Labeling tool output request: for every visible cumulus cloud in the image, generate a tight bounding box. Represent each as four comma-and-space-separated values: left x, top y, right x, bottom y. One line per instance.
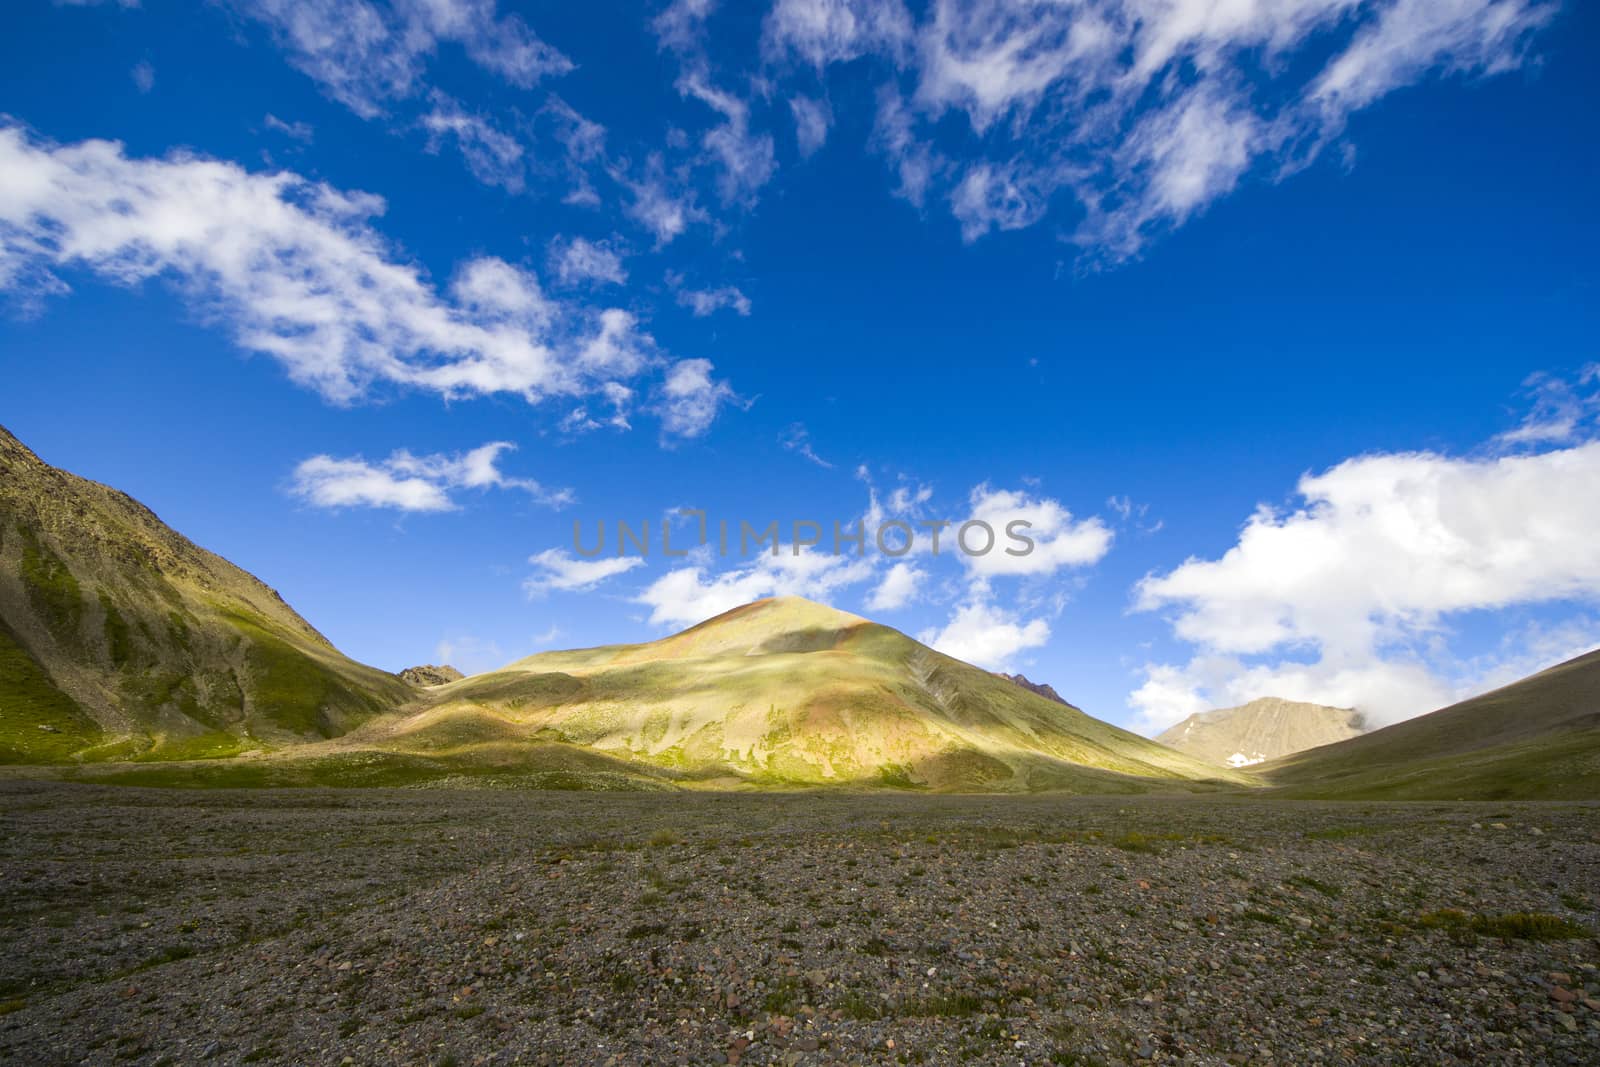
1132, 437, 1600, 732
291, 441, 571, 512
228, 0, 572, 119
658, 358, 739, 438
866, 560, 923, 611
524, 548, 645, 597
959, 485, 1113, 579
636, 547, 876, 628
0, 125, 733, 437
918, 599, 1049, 671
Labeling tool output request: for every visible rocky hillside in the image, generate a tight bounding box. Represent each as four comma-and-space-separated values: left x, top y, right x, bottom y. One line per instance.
1000, 673, 1069, 705
354, 596, 1248, 792
400, 665, 465, 687
0, 425, 410, 762
1157, 697, 1365, 768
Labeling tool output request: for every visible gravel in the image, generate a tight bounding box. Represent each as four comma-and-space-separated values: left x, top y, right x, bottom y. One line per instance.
1, 781, 1597, 1065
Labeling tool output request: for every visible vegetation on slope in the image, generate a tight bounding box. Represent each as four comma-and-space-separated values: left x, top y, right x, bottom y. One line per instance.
1264, 648, 1600, 799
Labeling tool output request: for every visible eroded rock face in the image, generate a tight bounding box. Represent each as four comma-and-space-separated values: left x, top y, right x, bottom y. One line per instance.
399, 664, 465, 687
1000, 673, 1070, 706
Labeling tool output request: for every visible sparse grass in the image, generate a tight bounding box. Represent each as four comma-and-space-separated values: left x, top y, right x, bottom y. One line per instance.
897, 992, 984, 1018
1286, 875, 1342, 898
647, 829, 685, 847
1416, 909, 1588, 940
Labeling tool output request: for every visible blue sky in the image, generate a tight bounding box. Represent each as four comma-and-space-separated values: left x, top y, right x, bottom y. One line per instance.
2, 0, 1597, 733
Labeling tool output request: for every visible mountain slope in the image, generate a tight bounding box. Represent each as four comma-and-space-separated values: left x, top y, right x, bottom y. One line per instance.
0, 426, 410, 762
1264, 648, 1600, 799
350, 596, 1249, 792
1157, 697, 1365, 768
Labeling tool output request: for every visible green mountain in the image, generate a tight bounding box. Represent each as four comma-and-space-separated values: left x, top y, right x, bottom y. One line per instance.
0, 425, 410, 763
346, 596, 1249, 791
1263, 649, 1600, 800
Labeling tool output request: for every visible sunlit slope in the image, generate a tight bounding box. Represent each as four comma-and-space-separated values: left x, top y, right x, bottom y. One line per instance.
0, 425, 411, 763
1157, 697, 1364, 768
1264, 647, 1600, 799
370, 597, 1248, 791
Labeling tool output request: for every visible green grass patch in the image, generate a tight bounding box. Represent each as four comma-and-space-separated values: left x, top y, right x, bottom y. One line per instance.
1416, 909, 1588, 940
0, 620, 103, 763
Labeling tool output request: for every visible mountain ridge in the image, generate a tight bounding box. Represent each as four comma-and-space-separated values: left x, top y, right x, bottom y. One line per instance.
1264, 648, 1600, 799
0, 424, 410, 762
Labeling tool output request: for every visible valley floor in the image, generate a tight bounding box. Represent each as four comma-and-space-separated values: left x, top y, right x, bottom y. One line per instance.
1, 784, 1597, 1066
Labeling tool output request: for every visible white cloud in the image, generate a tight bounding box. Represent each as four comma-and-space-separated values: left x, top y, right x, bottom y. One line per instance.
672, 279, 752, 317
290, 441, 572, 512
420, 92, 526, 192
781, 422, 833, 468
229, 0, 572, 119
524, 548, 645, 597
658, 358, 739, 438
789, 95, 833, 157
762, 0, 913, 68
1310, 0, 1554, 118
1133, 438, 1600, 730
130, 61, 154, 94
866, 560, 923, 611
676, 68, 777, 206
1494, 366, 1600, 447
264, 113, 314, 142
0, 125, 732, 437
792, 0, 1554, 258
549, 236, 627, 287
960, 485, 1113, 579
620, 156, 707, 246
636, 548, 876, 628
918, 599, 1049, 671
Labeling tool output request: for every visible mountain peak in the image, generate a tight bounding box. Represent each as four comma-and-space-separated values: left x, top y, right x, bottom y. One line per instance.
1157, 697, 1365, 769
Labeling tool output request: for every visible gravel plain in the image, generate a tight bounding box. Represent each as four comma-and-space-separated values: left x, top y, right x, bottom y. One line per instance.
1, 780, 1598, 1066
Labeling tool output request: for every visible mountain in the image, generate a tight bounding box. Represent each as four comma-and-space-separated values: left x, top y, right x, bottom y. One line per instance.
0, 425, 410, 763
344, 596, 1248, 792
999, 673, 1069, 705
400, 664, 465, 687
1156, 697, 1365, 768
1264, 649, 1600, 799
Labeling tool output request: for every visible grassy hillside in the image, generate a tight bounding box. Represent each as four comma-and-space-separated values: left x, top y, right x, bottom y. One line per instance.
1263, 648, 1600, 799
355, 597, 1250, 792
0, 425, 412, 763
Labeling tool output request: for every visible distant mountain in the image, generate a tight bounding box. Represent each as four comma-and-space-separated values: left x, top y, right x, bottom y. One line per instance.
400, 665, 465, 687
999, 673, 1069, 706
0, 425, 409, 763
1157, 697, 1365, 768
355, 596, 1248, 792
1265, 649, 1600, 800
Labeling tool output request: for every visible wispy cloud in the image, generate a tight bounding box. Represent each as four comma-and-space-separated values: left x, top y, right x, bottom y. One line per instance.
525, 548, 646, 597
290, 441, 572, 513
226, 0, 572, 119
0, 124, 736, 438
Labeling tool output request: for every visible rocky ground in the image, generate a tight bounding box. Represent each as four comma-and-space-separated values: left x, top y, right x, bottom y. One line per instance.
1, 781, 1597, 1066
